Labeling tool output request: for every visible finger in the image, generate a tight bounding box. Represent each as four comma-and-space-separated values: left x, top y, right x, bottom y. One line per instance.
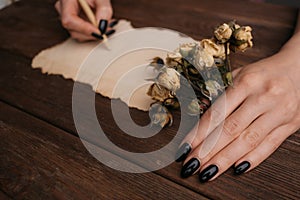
234, 124, 296, 175
60, 1, 100, 36
195, 93, 273, 162
180, 102, 265, 179
198, 111, 284, 183
181, 98, 260, 178
94, 0, 113, 21
69, 30, 97, 42
179, 80, 249, 155
178, 67, 247, 163
55, 1, 61, 14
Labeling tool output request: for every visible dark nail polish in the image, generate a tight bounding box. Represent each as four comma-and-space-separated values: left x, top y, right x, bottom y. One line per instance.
98, 19, 108, 35
105, 29, 116, 36
91, 33, 103, 40
180, 158, 200, 178
175, 143, 192, 162
234, 161, 250, 175
199, 165, 218, 183
109, 20, 119, 27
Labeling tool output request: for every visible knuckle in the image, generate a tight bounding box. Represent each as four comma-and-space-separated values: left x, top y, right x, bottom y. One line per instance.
209, 107, 225, 125
242, 130, 261, 148
238, 73, 260, 88
256, 94, 268, 106
265, 80, 284, 96
100, 6, 113, 18
54, 1, 60, 10
266, 135, 282, 152
61, 16, 73, 28
222, 118, 240, 138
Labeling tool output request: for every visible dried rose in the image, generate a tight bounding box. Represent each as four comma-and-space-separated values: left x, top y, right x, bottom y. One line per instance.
150, 57, 165, 70
200, 39, 226, 59
204, 80, 224, 99
147, 83, 173, 102
164, 98, 180, 109
156, 67, 180, 92
232, 26, 253, 51
195, 48, 214, 70
214, 23, 233, 43
187, 99, 201, 116
179, 43, 197, 58
166, 52, 182, 68
149, 103, 173, 127
228, 21, 241, 30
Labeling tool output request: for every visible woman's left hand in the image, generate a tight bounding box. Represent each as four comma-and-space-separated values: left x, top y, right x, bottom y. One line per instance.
176, 31, 300, 182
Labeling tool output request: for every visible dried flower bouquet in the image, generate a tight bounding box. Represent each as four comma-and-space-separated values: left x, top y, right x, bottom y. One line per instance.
147, 21, 253, 128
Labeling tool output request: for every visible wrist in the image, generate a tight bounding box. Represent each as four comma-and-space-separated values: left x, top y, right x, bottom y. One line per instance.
277, 39, 300, 91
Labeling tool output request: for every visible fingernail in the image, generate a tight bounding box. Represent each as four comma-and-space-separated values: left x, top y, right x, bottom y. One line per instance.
234, 161, 250, 175
199, 165, 218, 183
180, 158, 200, 178
98, 19, 108, 35
109, 20, 119, 27
175, 143, 192, 162
105, 29, 116, 36
91, 32, 103, 40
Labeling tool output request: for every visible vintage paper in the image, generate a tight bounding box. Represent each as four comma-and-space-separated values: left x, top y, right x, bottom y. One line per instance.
32, 20, 195, 111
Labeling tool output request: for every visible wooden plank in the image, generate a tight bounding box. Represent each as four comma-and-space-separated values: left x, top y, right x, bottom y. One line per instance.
0, 191, 11, 199
0, 45, 299, 199
0, 0, 297, 60
0, 101, 207, 200
0, 0, 68, 58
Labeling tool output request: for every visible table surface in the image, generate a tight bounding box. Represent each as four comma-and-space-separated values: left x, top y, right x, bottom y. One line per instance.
0, 0, 299, 199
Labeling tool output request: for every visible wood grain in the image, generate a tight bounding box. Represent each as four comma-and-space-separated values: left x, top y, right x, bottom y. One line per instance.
0, 0, 299, 199
0, 46, 299, 199
0, 102, 208, 199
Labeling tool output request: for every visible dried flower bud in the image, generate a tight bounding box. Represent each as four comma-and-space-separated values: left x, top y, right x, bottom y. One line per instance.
147, 83, 173, 102
149, 103, 173, 127
164, 98, 180, 109
214, 23, 233, 43
214, 58, 225, 67
199, 98, 211, 113
150, 57, 165, 70
179, 43, 197, 58
232, 26, 253, 51
200, 39, 226, 59
156, 67, 180, 92
204, 80, 224, 99
187, 99, 201, 116
195, 48, 214, 70
166, 52, 182, 68
167, 52, 182, 60
224, 72, 233, 86
228, 21, 241, 30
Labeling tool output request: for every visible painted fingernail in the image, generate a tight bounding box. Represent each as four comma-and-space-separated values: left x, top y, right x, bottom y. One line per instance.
234, 161, 250, 175
199, 165, 218, 183
105, 29, 116, 36
98, 19, 108, 35
175, 143, 192, 162
180, 158, 200, 178
91, 32, 103, 40
109, 20, 119, 27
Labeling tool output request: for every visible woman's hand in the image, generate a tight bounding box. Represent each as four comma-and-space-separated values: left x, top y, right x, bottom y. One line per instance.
176, 25, 300, 182
55, 0, 113, 41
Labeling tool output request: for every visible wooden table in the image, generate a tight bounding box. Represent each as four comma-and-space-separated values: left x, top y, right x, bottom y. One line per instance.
0, 0, 299, 199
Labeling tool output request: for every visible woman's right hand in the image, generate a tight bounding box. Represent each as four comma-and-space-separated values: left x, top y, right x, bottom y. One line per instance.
55, 0, 113, 42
